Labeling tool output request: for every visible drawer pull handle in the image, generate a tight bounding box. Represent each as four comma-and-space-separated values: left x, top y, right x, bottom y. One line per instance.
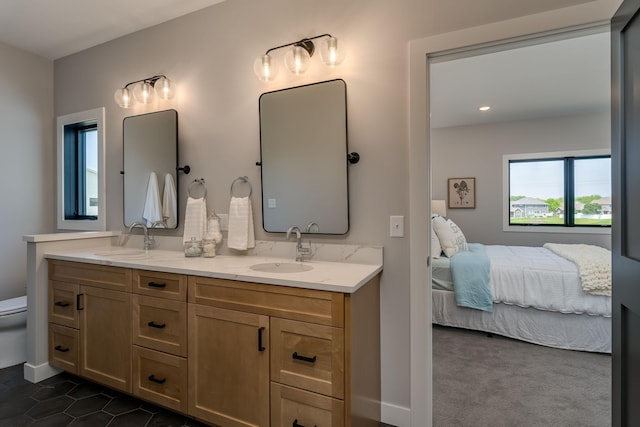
77, 294, 84, 311
258, 327, 266, 352
147, 282, 167, 288
147, 321, 166, 329
54, 345, 70, 353
54, 301, 70, 307
148, 374, 166, 384
292, 352, 317, 364
293, 419, 316, 427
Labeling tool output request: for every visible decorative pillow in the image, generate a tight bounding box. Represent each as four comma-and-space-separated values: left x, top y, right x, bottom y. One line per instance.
431, 227, 443, 259
432, 216, 468, 257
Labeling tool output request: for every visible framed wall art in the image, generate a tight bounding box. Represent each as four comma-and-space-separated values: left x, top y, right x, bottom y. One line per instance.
448, 177, 476, 209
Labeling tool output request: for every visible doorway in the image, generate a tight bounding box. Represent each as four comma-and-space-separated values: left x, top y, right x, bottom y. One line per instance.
407, 2, 618, 426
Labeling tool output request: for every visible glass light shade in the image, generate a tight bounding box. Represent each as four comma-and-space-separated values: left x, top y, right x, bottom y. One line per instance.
154, 76, 175, 100
114, 87, 134, 108
320, 36, 345, 67
132, 81, 155, 104
253, 54, 279, 81
284, 45, 311, 75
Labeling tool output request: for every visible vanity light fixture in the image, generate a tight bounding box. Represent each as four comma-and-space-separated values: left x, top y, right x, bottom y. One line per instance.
114, 75, 175, 108
254, 34, 345, 81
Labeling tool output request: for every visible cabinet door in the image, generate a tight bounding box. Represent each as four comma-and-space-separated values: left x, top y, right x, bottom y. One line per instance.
80, 285, 132, 393
188, 304, 269, 427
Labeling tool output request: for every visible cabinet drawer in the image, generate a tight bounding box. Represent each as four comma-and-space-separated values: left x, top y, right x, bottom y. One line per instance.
49, 324, 79, 374
271, 318, 344, 399
189, 276, 344, 327
132, 346, 187, 413
271, 383, 344, 427
133, 295, 187, 357
49, 260, 131, 292
133, 270, 187, 301
49, 281, 79, 328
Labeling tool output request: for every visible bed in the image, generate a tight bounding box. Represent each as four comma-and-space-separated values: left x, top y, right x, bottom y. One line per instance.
430, 216, 611, 353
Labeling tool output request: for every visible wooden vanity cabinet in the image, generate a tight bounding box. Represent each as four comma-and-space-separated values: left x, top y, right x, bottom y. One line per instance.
48, 260, 132, 393
131, 270, 188, 413
48, 259, 380, 426
189, 275, 381, 427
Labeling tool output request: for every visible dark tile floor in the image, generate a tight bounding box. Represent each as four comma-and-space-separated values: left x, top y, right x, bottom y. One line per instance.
0, 364, 396, 427
0, 363, 210, 427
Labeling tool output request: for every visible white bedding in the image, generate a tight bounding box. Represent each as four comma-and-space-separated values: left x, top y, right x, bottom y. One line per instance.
485, 245, 611, 317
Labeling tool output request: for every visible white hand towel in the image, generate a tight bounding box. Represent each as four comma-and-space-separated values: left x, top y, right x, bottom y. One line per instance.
142, 172, 163, 227
183, 196, 207, 243
162, 173, 177, 228
227, 196, 255, 250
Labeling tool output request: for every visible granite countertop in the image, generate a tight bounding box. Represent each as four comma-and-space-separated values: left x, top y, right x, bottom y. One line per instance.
45, 248, 383, 293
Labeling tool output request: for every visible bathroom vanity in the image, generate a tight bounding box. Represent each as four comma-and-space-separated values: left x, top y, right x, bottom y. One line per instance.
45, 249, 381, 426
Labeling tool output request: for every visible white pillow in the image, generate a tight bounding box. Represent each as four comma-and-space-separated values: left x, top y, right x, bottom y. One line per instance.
431, 227, 442, 259
432, 216, 468, 257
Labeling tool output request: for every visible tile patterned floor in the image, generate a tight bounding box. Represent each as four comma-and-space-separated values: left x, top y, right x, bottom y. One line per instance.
0, 364, 396, 427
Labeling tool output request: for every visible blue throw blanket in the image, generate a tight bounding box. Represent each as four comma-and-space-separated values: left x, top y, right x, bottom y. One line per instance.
450, 243, 493, 312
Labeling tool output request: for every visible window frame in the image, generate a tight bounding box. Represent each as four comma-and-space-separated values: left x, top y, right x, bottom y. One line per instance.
502, 149, 611, 234
57, 107, 106, 231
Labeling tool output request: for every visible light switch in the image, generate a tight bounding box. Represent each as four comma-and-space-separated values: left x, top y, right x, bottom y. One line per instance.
268, 198, 277, 208
390, 215, 404, 237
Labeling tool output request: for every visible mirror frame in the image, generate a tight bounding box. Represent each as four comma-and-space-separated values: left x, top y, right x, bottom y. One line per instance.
122, 109, 179, 229
258, 79, 350, 235
56, 107, 106, 231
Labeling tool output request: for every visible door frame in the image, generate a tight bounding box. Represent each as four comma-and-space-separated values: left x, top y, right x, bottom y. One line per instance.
407, 2, 620, 426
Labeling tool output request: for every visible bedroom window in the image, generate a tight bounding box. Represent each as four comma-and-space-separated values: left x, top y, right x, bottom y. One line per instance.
505, 150, 611, 230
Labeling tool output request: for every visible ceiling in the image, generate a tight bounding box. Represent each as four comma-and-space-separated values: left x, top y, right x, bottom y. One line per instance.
430, 31, 610, 129
0, 4, 608, 128
0, 0, 226, 60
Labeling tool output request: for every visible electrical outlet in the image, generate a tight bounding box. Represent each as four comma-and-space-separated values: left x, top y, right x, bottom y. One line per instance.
390, 215, 404, 237
218, 213, 229, 231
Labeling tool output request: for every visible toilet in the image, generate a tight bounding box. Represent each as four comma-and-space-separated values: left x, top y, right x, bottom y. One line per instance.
0, 295, 27, 369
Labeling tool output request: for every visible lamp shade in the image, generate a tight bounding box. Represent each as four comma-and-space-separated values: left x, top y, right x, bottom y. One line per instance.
432, 200, 447, 218
284, 45, 311, 75
114, 87, 134, 108
133, 81, 155, 104
154, 76, 175, 100
320, 36, 345, 67
254, 54, 278, 81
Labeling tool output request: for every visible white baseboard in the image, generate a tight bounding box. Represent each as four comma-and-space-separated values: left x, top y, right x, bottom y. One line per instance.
382, 401, 411, 427
23, 362, 61, 383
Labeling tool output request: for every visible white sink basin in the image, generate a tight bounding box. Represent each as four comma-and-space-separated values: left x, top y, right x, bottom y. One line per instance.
94, 249, 146, 257
250, 262, 313, 273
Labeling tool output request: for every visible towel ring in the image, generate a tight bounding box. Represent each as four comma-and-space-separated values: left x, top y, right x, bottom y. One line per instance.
230, 176, 252, 197
188, 178, 207, 199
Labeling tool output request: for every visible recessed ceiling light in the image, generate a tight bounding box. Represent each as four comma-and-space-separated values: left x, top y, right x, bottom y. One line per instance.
479, 106, 491, 112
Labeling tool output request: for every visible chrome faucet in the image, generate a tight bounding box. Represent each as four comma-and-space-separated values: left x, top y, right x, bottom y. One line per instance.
286, 225, 311, 262
128, 222, 155, 250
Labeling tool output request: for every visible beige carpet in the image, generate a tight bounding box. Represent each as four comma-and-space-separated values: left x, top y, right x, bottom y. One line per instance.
432, 325, 611, 427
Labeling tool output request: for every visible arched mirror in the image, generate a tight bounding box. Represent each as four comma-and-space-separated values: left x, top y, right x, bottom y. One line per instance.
123, 109, 179, 228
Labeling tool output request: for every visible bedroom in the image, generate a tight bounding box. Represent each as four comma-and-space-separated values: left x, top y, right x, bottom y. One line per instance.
428, 24, 612, 423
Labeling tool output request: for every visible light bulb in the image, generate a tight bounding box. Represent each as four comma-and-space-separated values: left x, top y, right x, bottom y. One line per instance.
253, 54, 278, 81
284, 45, 311, 75
133, 81, 155, 104
114, 87, 134, 108
320, 36, 345, 67
154, 76, 175, 100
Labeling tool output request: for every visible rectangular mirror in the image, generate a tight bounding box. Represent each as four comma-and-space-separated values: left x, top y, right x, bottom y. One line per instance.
259, 79, 349, 234
123, 109, 179, 228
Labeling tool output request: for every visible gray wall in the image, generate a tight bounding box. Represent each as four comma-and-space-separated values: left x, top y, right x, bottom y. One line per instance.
431, 112, 611, 249
0, 41, 53, 300
48, 0, 597, 413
